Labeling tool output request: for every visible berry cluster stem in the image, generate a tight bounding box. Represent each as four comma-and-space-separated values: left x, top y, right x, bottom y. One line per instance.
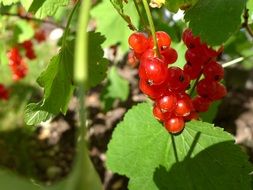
189, 71, 202, 97
142, 0, 161, 57
133, 0, 149, 33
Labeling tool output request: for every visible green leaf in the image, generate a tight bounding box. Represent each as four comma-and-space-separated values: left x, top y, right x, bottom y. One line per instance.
87, 32, 109, 88
184, 0, 246, 45
36, 41, 75, 114
13, 20, 34, 43
107, 103, 252, 190
24, 103, 52, 125
28, 0, 69, 18
247, 0, 253, 16
90, 0, 139, 52
24, 40, 74, 125
101, 66, 130, 111
0, 0, 19, 5
165, 0, 198, 13
24, 32, 108, 125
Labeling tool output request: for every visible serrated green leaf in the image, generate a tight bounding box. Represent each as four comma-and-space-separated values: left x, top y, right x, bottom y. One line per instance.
184, 0, 246, 45
25, 32, 108, 125
107, 103, 252, 190
101, 66, 129, 111
87, 32, 108, 88
24, 103, 52, 125
13, 20, 34, 43
37, 41, 75, 114
165, 0, 198, 12
90, 0, 139, 52
28, 0, 69, 18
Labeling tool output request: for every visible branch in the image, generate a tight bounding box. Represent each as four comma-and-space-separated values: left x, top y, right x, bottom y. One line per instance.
242, 8, 253, 38
0, 12, 65, 29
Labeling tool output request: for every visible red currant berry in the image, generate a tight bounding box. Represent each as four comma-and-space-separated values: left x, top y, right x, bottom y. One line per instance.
182, 29, 201, 49
164, 116, 185, 134
183, 62, 202, 80
196, 79, 217, 98
209, 82, 227, 100
0, 84, 9, 100
184, 111, 199, 121
157, 93, 177, 113
22, 40, 33, 49
34, 29, 46, 43
140, 57, 168, 85
162, 47, 178, 65
128, 32, 149, 54
139, 79, 165, 99
153, 104, 171, 121
203, 61, 224, 81
175, 97, 192, 117
25, 49, 36, 60
149, 31, 171, 51
192, 96, 211, 112
167, 67, 190, 92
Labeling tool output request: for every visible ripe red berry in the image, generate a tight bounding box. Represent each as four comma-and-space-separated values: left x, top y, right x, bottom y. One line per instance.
183, 62, 202, 80
153, 104, 171, 121
209, 82, 227, 100
203, 61, 224, 81
139, 79, 165, 99
196, 79, 217, 98
167, 67, 190, 92
184, 111, 199, 121
140, 57, 168, 85
128, 32, 149, 54
157, 93, 177, 113
192, 96, 211, 112
164, 116, 185, 134
182, 29, 201, 49
175, 97, 192, 117
162, 47, 178, 65
0, 84, 9, 100
22, 40, 33, 49
34, 29, 46, 43
149, 31, 171, 52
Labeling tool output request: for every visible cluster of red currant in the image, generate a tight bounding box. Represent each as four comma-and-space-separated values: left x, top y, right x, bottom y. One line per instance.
7, 47, 28, 81
128, 29, 226, 134
0, 84, 9, 100
7, 29, 46, 81
182, 29, 226, 113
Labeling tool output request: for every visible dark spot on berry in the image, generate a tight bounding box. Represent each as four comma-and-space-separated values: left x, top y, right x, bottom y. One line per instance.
179, 75, 185, 82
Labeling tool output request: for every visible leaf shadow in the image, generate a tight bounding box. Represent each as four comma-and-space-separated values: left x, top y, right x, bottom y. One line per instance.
153, 133, 252, 190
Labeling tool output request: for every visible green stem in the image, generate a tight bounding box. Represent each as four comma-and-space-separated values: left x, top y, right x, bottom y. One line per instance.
189, 72, 202, 97
133, 0, 149, 33
171, 134, 179, 163
73, 0, 103, 189
62, 1, 80, 46
142, 0, 160, 57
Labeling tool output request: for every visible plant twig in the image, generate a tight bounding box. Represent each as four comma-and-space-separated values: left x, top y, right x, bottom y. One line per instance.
142, 0, 160, 57
222, 57, 244, 68
0, 12, 65, 29
133, 0, 150, 33
242, 8, 253, 38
